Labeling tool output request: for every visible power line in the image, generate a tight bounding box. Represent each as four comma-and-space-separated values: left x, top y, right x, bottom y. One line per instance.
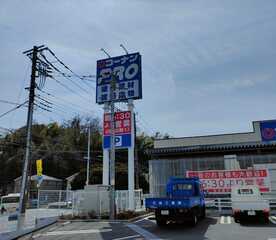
0, 101, 28, 119
39, 52, 92, 94
0, 99, 24, 106
37, 93, 92, 116
46, 48, 96, 90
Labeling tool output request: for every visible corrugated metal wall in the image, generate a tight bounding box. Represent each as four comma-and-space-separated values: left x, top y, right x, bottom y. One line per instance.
149, 153, 276, 197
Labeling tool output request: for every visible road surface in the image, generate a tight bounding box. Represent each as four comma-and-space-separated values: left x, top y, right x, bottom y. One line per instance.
19, 215, 276, 240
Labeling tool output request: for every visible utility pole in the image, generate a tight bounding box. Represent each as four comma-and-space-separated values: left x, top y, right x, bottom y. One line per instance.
86, 124, 91, 185
109, 74, 116, 220
17, 45, 45, 230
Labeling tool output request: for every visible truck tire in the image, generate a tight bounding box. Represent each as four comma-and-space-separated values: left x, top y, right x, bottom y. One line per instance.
264, 216, 269, 224
190, 212, 198, 227
201, 206, 206, 219
234, 216, 239, 223
156, 218, 167, 227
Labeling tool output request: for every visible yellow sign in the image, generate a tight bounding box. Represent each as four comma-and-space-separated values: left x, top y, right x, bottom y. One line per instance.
36, 159, 43, 176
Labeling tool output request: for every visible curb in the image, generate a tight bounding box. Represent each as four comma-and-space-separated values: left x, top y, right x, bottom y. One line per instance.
0, 217, 58, 240
57, 212, 153, 224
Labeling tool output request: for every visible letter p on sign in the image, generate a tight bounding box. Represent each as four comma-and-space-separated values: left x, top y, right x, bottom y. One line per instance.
115, 136, 122, 147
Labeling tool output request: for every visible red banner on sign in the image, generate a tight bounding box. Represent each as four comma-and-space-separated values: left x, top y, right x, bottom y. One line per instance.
103, 111, 131, 136
186, 169, 270, 193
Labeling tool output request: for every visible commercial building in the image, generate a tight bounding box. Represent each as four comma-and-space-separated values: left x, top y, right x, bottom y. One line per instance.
148, 120, 276, 197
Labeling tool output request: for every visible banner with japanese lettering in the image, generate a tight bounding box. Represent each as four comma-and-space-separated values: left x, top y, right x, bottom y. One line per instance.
96, 52, 142, 104
186, 169, 270, 193
103, 111, 131, 149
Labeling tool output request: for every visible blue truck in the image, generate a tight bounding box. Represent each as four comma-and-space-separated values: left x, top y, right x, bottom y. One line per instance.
145, 177, 206, 226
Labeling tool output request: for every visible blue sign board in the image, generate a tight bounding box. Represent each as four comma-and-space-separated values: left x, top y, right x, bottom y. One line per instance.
96, 52, 142, 104
103, 134, 131, 149
260, 120, 276, 142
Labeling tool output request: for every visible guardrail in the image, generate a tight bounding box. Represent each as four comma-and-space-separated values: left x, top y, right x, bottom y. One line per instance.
205, 198, 276, 212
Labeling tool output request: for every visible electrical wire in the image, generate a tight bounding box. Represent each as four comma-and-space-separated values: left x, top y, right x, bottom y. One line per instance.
46, 48, 96, 90
39, 52, 91, 94
0, 99, 24, 106
0, 101, 28, 119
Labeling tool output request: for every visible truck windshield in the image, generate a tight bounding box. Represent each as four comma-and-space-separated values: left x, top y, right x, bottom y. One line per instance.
238, 189, 253, 195
173, 184, 192, 191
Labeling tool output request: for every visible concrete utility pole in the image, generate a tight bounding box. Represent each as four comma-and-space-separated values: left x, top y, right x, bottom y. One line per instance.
109, 74, 116, 219
18, 45, 45, 230
86, 124, 91, 185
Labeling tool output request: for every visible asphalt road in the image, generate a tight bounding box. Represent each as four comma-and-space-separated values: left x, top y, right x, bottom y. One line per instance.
19, 215, 276, 240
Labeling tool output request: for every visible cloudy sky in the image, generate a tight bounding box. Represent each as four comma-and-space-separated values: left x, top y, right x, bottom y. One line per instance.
0, 0, 276, 137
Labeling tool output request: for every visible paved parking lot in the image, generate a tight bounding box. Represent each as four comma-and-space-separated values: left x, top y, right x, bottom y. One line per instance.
18, 214, 276, 240
0, 208, 72, 233
134, 215, 276, 240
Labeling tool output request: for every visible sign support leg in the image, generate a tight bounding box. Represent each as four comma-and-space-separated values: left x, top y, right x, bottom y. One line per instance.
103, 103, 110, 185
128, 99, 135, 211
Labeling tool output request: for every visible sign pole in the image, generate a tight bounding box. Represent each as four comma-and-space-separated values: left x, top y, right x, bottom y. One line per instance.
109, 74, 116, 219
103, 103, 110, 185
86, 124, 91, 185
128, 99, 135, 210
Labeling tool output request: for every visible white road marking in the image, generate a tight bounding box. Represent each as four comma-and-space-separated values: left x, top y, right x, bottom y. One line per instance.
33, 228, 112, 237
113, 234, 141, 240
134, 215, 156, 224
134, 218, 147, 223
269, 216, 276, 224
62, 221, 70, 226
226, 216, 231, 224
220, 216, 231, 224
127, 223, 161, 240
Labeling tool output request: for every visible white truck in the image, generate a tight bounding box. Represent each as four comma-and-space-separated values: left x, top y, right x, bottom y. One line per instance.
231, 186, 270, 223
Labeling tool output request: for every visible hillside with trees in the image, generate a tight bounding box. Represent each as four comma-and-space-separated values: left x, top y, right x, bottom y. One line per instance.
0, 116, 155, 195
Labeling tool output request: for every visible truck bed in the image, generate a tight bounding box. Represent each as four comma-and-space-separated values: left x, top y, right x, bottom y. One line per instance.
232, 200, 269, 211
145, 197, 202, 209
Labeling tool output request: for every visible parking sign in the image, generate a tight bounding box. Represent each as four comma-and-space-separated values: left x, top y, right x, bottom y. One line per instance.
103, 111, 132, 149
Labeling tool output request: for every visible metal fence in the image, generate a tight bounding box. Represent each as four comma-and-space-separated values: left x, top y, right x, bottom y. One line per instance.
37, 190, 74, 209
35, 190, 276, 216
205, 197, 276, 211
35, 189, 144, 217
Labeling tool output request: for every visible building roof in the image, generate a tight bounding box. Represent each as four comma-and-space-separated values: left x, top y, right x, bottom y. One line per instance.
14, 174, 63, 182
147, 141, 276, 156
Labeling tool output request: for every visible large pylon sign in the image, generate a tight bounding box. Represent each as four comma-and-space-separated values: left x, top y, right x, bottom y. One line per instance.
96, 52, 142, 104
96, 51, 142, 212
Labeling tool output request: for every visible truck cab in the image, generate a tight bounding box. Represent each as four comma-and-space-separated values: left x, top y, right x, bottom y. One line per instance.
145, 177, 205, 227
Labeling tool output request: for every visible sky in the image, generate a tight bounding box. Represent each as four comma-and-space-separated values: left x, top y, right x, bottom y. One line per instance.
0, 0, 276, 137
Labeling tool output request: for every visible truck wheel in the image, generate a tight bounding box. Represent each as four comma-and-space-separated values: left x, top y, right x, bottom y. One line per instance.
156, 219, 167, 227
234, 217, 239, 223
264, 216, 269, 224
201, 206, 206, 219
190, 213, 198, 227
